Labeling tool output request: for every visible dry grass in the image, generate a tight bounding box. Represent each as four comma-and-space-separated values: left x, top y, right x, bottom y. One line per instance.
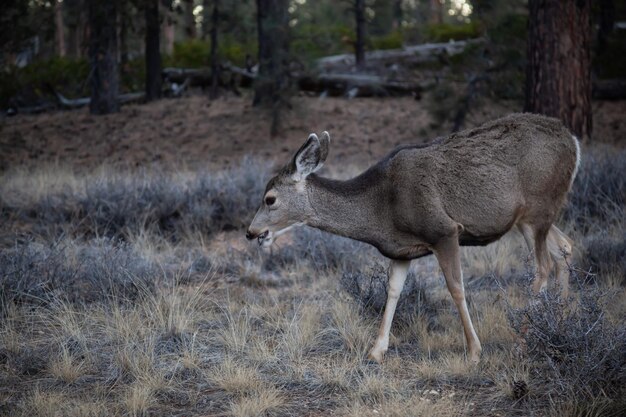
47, 346, 87, 384
1, 151, 624, 416
229, 386, 286, 417
210, 358, 262, 396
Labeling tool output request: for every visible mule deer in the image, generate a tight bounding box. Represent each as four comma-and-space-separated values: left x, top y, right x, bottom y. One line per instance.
246, 113, 579, 363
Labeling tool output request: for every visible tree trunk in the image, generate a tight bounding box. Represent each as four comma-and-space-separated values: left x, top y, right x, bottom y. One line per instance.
65, 0, 81, 58
392, 0, 403, 30
597, 0, 614, 54
145, 0, 162, 101
209, 0, 220, 99
254, 0, 289, 135
525, 0, 592, 140
119, 2, 129, 71
162, 9, 175, 55
88, 0, 119, 115
253, 0, 289, 107
55, 0, 66, 57
81, 10, 89, 57
355, 0, 366, 69
184, 0, 196, 39
430, 0, 442, 24
68, 24, 79, 57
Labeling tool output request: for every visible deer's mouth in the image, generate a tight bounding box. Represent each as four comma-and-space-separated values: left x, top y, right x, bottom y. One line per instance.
253, 223, 304, 248
257, 230, 273, 247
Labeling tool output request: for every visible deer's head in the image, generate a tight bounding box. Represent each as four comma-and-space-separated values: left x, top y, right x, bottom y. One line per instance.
246, 131, 330, 247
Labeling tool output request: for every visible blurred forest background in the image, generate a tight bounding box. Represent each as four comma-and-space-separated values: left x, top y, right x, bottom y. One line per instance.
1, 0, 625, 141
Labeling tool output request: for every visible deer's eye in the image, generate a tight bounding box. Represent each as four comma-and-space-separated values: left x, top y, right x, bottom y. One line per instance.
265, 196, 276, 206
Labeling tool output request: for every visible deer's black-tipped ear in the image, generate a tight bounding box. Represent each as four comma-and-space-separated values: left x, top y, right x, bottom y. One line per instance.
292, 132, 329, 181
319, 131, 330, 163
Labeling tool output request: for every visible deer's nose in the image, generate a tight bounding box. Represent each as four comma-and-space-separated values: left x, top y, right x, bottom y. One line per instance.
245, 230, 256, 240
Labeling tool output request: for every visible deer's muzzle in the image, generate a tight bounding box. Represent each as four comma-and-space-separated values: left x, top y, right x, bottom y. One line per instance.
246, 229, 268, 241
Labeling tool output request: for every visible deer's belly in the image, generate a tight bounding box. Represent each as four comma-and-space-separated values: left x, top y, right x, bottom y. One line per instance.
459, 230, 507, 247
373, 239, 433, 260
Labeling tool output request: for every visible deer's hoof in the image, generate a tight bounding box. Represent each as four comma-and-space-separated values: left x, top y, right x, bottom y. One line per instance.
469, 349, 482, 364
367, 349, 385, 364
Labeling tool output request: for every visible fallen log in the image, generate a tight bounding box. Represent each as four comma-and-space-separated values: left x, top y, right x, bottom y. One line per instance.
52, 90, 145, 109
221, 62, 256, 88
6, 102, 56, 116
163, 65, 423, 97
162, 67, 212, 86
168, 77, 192, 97
163, 64, 424, 97
298, 73, 423, 97
221, 62, 256, 80
162, 65, 256, 90
317, 39, 482, 70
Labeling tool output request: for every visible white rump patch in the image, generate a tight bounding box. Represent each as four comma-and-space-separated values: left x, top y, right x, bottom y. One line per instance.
570, 135, 581, 189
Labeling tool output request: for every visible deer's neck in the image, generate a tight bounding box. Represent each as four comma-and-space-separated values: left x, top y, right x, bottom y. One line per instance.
305, 172, 386, 244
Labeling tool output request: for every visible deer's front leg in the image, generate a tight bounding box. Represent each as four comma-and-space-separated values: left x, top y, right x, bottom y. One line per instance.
368, 259, 411, 363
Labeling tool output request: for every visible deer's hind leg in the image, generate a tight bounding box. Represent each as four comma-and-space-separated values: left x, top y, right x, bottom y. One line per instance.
547, 225, 574, 298
532, 226, 553, 294
518, 222, 551, 293
519, 223, 572, 297
434, 235, 482, 362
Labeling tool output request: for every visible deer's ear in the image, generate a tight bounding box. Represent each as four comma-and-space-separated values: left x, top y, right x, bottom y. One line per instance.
292, 132, 330, 181
319, 131, 330, 163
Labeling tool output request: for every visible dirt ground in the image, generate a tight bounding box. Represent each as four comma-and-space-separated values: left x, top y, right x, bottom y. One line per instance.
1, 93, 624, 172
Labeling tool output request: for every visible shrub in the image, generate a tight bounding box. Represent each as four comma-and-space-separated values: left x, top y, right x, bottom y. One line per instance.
370, 30, 404, 50
565, 147, 626, 231
507, 285, 626, 404
0, 56, 147, 108
424, 22, 482, 43
0, 239, 157, 307
219, 34, 256, 66
340, 263, 431, 324
0, 57, 89, 108
291, 23, 353, 63
1, 159, 271, 241
166, 40, 211, 68
582, 233, 626, 283
264, 228, 373, 273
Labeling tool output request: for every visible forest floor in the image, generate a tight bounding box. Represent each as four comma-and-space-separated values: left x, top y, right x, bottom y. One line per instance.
1, 93, 625, 172
0, 94, 625, 417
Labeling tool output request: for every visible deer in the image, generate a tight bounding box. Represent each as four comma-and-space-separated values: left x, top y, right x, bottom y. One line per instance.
246, 113, 580, 363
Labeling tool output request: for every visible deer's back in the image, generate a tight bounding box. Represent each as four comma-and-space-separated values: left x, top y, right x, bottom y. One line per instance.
385, 113, 578, 244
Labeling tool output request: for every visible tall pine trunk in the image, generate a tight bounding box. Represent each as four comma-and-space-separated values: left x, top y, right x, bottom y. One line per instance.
183, 0, 196, 39
145, 0, 161, 101
55, 0, 66, 57
254, 0, 289, 105
88, 0, 119, 115
430, 0, 442, 24
65, 0, 82, 58
119, 2, 129, 71
354, 0, 365, 69
209, 0, 219, 99
392, 0, 402, 29
254, 0, 289, 135
162, 10, 175, 55
525, 0, 592, 140
597, 0, 614, 54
